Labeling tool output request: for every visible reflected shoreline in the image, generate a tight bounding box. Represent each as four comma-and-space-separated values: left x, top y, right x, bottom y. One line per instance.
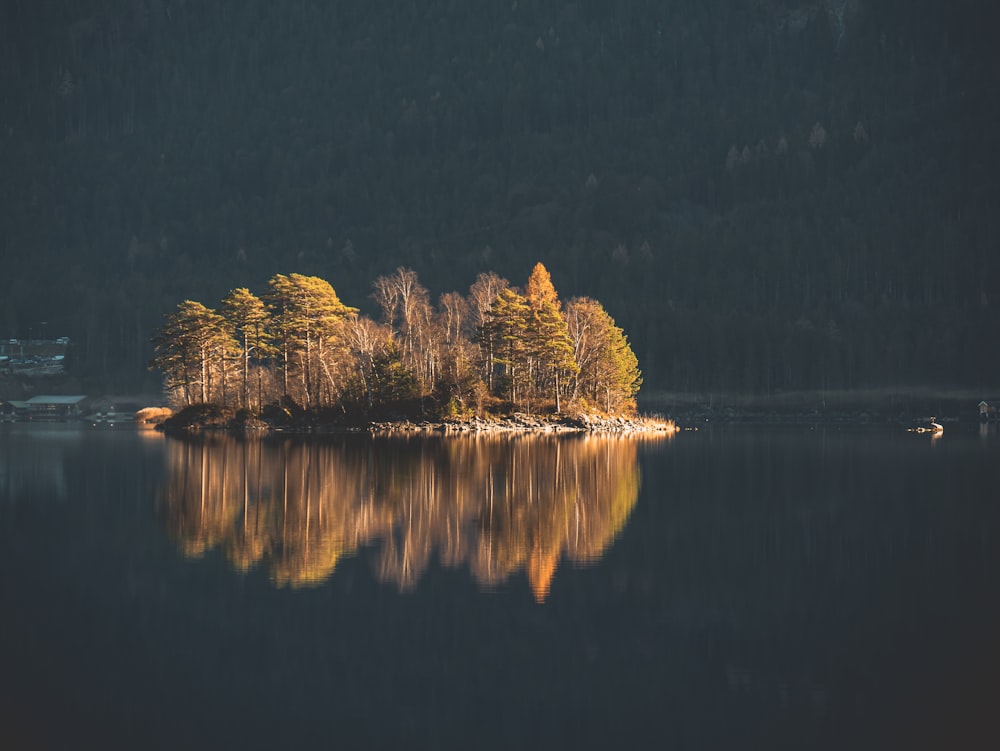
158, 433, 664, 600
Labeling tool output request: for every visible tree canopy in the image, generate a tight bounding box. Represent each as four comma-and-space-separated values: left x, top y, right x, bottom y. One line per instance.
151, 264, 641, 417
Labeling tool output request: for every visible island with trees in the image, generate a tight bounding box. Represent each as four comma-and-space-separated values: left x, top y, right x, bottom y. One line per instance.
150, 263, 671, 434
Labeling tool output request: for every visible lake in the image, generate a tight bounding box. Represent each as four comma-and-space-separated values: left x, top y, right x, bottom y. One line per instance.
2, 422, 999, 750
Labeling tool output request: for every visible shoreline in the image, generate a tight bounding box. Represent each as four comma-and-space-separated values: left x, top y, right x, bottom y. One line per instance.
151, 407, 678, 437
126, 388, 998, 433
364, 413, 677, 435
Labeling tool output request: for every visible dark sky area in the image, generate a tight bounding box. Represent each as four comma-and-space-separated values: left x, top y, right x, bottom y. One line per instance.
0, 0, 996, 396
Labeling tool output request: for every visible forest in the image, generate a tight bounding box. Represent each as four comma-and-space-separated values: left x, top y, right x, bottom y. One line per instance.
1, 0, 996, 398
151, 263, 641, 418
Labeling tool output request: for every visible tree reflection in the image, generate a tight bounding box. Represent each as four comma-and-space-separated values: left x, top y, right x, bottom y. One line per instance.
158, 434, 657, 600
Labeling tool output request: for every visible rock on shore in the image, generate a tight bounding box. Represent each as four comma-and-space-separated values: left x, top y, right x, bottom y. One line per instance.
359, 413, 675, 435
156, 405, 676, 436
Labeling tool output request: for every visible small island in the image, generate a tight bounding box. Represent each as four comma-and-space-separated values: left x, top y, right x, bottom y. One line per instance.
150, 263, 675, 435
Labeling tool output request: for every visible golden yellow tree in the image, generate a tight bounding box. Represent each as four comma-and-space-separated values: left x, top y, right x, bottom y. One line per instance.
524, 263, 578, 412
565, 297, 642, 414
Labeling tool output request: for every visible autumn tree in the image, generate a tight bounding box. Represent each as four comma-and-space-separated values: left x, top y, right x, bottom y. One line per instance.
151, 265, 644, 417
523, 263, 578, 412
565, 297, 642, 414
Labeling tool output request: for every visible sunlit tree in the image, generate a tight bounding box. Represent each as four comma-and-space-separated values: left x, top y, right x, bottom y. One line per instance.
524, 263, 578, 412
151, 300, 235, 406
266, 274, 358, 409
467, 271, 510, 392
345, 316, 389, 412
479, 287, 532, 407
221, 287, 272, 412
437, 290, 480, 411
373, 267, 436, 394
566, 297, 642, 414
152, 265, 645, 417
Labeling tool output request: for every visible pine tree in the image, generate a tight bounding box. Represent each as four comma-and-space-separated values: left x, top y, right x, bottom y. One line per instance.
266, 274, 358, 409
479, 287, 532, 407
221, 287, 272, 412
565, 297, 642, 414
151, 300, 234, 406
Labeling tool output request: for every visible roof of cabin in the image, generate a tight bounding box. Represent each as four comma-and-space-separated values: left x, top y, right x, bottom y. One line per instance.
24, 395, 87, 405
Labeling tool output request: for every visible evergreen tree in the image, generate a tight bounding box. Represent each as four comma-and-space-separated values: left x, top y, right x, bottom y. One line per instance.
479, 287, 532, 408
221, 287, 272, 412
266, 274, 358, 409
566, 297, 642, 415
151, 300, 234, 406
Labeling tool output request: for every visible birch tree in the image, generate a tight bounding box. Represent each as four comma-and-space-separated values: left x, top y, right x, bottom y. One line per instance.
373, 267, 436, 394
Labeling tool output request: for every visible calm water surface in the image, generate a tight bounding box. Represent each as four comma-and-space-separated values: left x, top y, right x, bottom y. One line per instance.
2, 422, 999, 749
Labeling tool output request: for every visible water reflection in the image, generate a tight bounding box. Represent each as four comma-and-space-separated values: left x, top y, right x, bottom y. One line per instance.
158, 434, 656, 599
0, 424, 83, 503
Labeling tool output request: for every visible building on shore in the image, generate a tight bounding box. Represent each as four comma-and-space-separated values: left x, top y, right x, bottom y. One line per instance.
22, 395, 88, 420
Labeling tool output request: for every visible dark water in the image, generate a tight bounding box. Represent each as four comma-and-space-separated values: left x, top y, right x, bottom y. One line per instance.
2, 422, 999, 750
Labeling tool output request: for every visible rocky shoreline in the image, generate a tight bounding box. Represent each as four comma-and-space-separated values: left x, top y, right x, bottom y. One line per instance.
364, 413, 677, 435
150, 405, 677, 437
142, 401, 972, 435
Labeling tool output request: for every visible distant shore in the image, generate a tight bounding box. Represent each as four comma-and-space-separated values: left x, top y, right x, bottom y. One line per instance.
639, 387, 991, 425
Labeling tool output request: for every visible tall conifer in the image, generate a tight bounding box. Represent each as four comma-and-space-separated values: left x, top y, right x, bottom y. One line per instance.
524, 263, 578, 412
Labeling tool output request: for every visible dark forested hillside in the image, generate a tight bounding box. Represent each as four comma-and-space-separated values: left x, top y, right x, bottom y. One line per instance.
1, 0, 996, 395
